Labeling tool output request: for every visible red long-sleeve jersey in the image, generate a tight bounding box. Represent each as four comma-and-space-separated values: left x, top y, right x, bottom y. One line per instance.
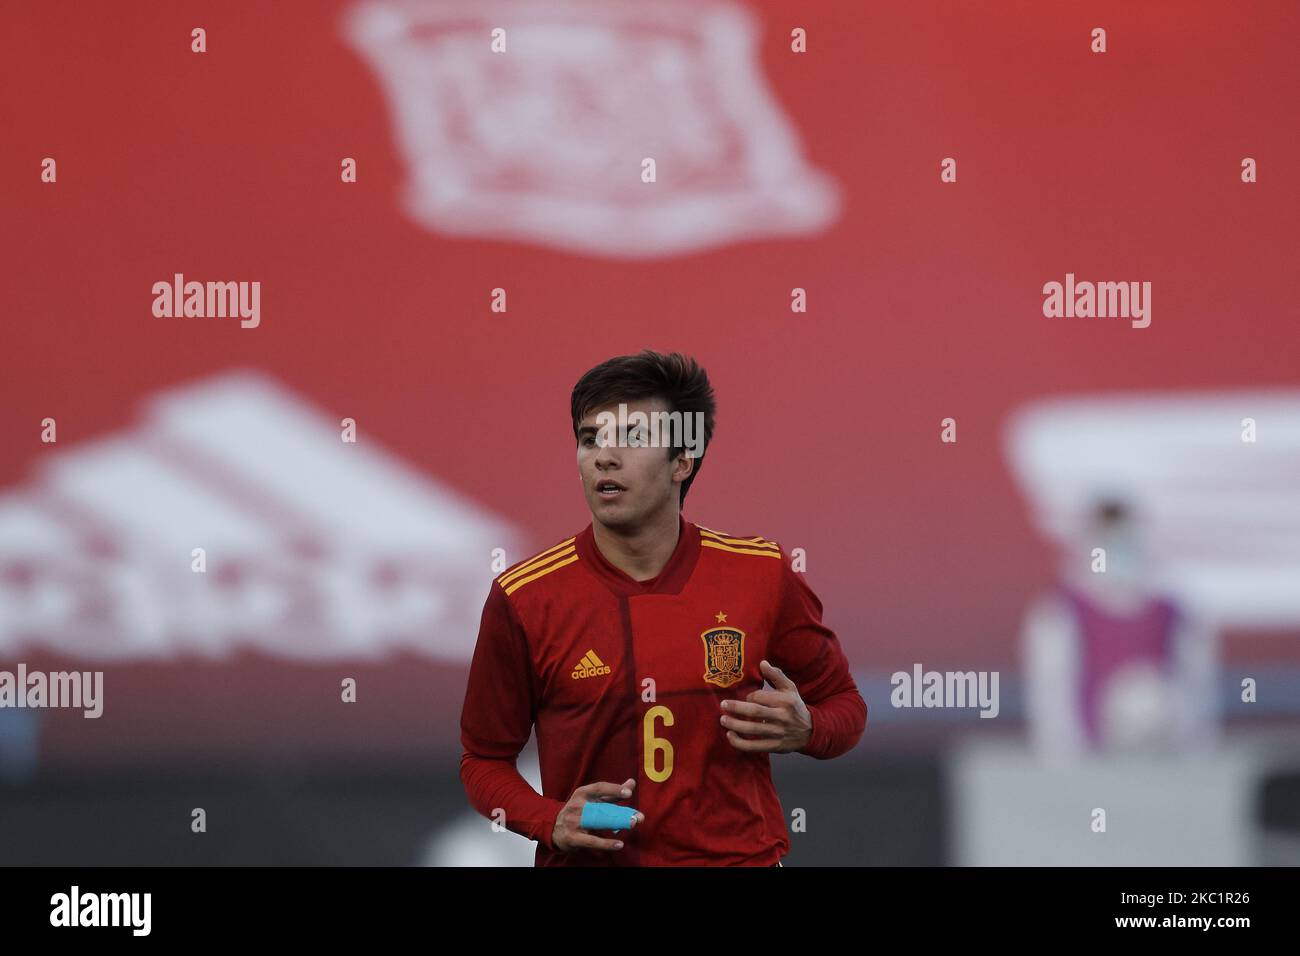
458, 514, 867, 866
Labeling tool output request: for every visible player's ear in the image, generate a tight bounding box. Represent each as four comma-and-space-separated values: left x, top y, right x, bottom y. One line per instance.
674, 454, 694, 484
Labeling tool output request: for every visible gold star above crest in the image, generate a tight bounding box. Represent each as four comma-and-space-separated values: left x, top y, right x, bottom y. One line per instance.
715, 611, 728, 623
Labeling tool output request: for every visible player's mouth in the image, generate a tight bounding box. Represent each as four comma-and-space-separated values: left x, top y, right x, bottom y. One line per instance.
595, 479, 626, 500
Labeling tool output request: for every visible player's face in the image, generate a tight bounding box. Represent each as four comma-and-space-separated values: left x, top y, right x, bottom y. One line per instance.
576, 398, 692, 530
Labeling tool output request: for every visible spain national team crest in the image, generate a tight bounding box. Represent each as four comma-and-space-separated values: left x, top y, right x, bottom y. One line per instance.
342, 0, 840, 259
700, 627, 745, 689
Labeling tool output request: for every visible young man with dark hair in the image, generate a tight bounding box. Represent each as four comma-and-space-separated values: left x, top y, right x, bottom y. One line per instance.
459, 350, 867, 866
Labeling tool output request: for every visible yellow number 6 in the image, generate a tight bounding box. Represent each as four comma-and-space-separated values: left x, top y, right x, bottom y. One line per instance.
643, 705, 674, 782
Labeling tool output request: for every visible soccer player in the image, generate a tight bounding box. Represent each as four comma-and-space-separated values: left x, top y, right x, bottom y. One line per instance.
459, 350, 867, 865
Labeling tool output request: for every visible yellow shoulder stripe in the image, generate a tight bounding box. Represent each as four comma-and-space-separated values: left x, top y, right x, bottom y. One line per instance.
698, 526, 780, 553
499, 537, 576, 588
503, 552, 580, 595
701, 540, 782, 559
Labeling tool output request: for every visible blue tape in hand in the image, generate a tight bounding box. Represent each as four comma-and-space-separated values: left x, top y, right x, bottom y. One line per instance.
580, 802, 638, 832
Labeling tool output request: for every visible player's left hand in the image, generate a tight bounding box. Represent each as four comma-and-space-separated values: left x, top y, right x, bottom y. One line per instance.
720, 660, 812, 753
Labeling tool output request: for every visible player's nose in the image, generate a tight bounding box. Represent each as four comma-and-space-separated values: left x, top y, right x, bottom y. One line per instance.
594, 438, 622, 464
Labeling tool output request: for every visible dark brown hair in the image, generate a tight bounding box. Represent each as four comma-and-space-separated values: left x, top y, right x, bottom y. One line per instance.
571, 350, 717, 506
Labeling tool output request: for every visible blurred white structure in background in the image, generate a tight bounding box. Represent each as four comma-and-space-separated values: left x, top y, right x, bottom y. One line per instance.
950, 734, 1300, 866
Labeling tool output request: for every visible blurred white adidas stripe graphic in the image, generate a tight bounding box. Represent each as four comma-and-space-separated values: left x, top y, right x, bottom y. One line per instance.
1005, 389, 1300, 628
0, 369, 520, 662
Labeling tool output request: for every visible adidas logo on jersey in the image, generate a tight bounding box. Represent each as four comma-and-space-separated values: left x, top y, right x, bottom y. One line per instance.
571, 650, 611, 680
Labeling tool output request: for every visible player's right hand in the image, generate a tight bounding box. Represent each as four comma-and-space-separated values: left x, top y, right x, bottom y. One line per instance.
552, 778, 644, 853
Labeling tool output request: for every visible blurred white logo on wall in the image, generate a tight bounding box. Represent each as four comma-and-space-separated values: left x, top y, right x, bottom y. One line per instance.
343, 0, 840, 258
0, 370, 519, 663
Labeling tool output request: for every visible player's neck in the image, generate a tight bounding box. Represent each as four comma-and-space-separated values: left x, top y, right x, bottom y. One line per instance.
591, 506, 682, 582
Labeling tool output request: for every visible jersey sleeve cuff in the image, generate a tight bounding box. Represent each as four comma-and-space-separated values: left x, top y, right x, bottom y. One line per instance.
800, 704, 831, 758
531, 797, 569, 851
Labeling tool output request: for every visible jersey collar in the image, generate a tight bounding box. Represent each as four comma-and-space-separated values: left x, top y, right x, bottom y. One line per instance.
575, 513, 700, 597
